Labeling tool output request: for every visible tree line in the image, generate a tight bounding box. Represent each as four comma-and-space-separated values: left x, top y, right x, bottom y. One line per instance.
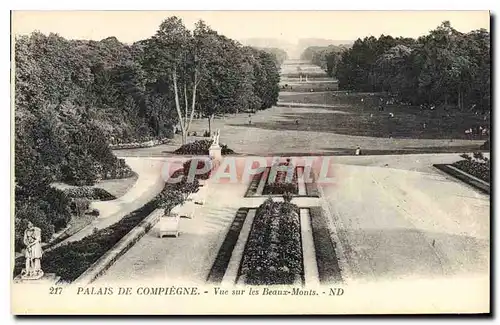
302, 21, 490, 111
14, 17, 281, 247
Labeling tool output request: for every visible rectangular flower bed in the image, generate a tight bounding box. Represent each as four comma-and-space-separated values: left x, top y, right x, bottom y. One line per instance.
262, 165, 299, 195
238, 199, 304, 285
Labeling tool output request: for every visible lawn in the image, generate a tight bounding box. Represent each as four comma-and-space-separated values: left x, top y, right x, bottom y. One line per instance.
278, 92, 490, 140
94, 173, 138, 198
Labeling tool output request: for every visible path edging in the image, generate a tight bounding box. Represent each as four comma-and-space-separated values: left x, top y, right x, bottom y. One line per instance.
433, 164, 490, 194
72, 208, 165, 286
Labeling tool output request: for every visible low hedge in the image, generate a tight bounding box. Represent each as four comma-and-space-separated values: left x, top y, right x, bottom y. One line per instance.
13, 172, 199, 282
453, 156, 490, 183
110, 138, 170, 150
183, 159, 212, 181
174, 140, 235, 155
64, 187, 116, 201
239, 198, 303, 285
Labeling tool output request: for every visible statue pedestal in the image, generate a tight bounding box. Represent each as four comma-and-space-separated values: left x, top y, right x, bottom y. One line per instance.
14, 273, 61, 285
209, 145, 222, 162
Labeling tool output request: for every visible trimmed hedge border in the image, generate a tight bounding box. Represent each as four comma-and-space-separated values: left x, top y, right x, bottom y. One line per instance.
309, 207, 343, 284
110, 138, 170, 150
13, 198, 158, 282
304, 168, 320, 198
244, 169, 264, 197
206, 208, 249, 284
73, 209, 164, 285
434, 164, 490, 195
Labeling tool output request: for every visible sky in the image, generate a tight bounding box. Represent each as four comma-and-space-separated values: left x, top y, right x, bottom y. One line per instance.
12, 10, 490, 45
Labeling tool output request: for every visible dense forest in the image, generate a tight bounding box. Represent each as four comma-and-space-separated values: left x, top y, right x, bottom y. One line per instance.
14, 17, 281, 249
303, 22, 490, 111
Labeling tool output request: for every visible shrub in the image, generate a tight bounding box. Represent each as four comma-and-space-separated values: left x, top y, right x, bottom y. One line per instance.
283, 191, 293, 203
71, 198, 91, 217
174, 140, 235, 155
14, 186, 72, 251
183, 159, 213, 181
64, 187, 116, 201
86, 209, 100, 217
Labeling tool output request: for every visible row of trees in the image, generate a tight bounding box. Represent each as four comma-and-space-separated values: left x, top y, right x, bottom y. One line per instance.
14, 17, 281, 246
312, 22, 490, 111
300, 44, 348, 76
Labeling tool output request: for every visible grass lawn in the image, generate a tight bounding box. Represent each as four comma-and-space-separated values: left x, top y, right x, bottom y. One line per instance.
279, 92, 490, 140
94, 173, 138, 198
43, 214, 98, 249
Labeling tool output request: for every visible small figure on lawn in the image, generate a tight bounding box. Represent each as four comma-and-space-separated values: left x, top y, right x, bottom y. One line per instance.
355, 146, 361, 156
295, 119, 299, 126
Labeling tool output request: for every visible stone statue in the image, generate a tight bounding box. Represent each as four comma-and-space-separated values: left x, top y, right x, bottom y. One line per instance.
21, 221, 44, 280
212, 129, 220, 147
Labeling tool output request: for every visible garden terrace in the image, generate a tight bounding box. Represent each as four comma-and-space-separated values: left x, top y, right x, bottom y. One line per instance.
14, 173, 199, 282
207, 203, 342, 285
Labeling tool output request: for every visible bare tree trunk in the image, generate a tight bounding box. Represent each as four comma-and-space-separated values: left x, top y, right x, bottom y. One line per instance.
184, 83, 189, 127
186, 71, 200, 134
208, 116, 211, 135
172, 69, 186, 144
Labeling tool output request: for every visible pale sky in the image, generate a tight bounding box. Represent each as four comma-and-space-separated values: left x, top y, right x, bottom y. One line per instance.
12, 11, 490, 45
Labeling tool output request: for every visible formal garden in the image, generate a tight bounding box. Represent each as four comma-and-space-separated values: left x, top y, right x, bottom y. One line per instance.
206, 160, 341, 286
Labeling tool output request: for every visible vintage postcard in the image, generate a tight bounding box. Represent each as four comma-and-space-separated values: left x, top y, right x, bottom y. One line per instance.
11, 10, 491, 315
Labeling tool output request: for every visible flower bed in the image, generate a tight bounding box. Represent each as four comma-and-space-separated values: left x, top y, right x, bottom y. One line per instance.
64, 187, 116, 201
13, 172, 199, 282
174, 140, 235, 155
239, 198, 303, 285
452, 153, 490, 183
262, 164, 299, 195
